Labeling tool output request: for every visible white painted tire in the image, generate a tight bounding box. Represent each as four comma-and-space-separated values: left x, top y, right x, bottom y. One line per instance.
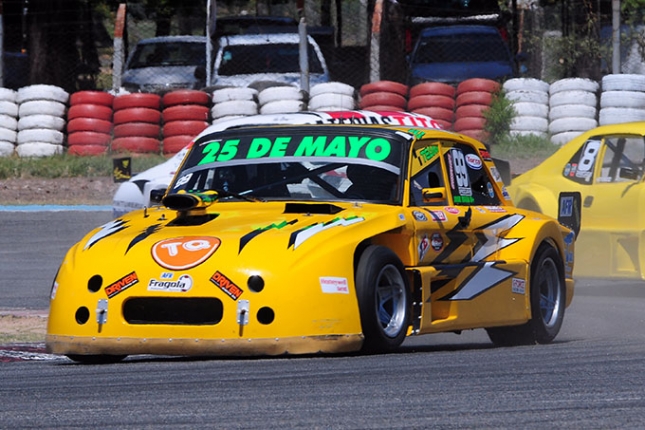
549, 104, 597, 121
512, 102, 548, 118
549, 117, 597, 134
0, 141, 14, 156
309, 82, 355, 98
0, 114, 18, 130
601, 74, 645, 92
0, 88, 17, 103
18, 100, 66, 118
211, 87, 258, 103
308, 93, 355, 111
510, 116, 549, 132
259, 100, 306, 114
600, 91, 645, 109
0, 100, 18, 117
210, 100, 258, 119
549, 78, 599, 95
18, 114, 66, 131
0, 127, 17, 143
599, 107, 645, 125
505, 90, 549, 105
258, 86, 303, 106
17, 129, 65, 145
16, 142, 63, 157
550, 90, 597, 108
17, 84, 70, 104
503, 78, 550, 93
551, 131, 584, 146
509, 130, 548, 138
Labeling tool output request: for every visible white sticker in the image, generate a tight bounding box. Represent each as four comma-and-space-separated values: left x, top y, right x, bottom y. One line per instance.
320, 277, 349, 294
512, 278, 526, 294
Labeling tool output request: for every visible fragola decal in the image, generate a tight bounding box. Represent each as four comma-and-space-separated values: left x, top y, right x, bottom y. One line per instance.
151, 236, 221, 270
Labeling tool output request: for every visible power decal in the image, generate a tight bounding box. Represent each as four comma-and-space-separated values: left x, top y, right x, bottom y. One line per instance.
239, 219, 298, 253
151, 236, 221, 270
443, 261, 515, 300
288, 216, 364, 249
126, 224, 162, 254
105, 271, 139, 298
84, 219, 129, 250
471, 214, 524, 262
210, 270, 243, 300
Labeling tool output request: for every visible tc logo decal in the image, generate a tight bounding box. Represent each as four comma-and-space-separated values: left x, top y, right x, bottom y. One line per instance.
151, 236, 221, 270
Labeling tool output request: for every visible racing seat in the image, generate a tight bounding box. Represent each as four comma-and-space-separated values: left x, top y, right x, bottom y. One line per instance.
345, 164, 398, 201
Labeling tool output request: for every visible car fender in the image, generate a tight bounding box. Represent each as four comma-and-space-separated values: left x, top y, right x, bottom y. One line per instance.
508, 182, 559, 218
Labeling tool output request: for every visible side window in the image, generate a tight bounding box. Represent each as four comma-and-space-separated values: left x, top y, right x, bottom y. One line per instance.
444, 144, 500, 206
562, 138, 600, 184
597, 136, 645, 183
410, 159, 445, 206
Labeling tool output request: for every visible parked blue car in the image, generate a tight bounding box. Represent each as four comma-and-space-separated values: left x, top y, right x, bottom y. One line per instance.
407, 25, 516, 86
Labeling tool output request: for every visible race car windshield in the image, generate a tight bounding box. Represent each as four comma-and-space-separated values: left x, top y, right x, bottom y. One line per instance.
169, 126, 409, 204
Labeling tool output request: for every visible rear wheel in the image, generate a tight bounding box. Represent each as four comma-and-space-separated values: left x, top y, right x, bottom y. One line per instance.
356, 246, 410, 352
486, 243, 565, 346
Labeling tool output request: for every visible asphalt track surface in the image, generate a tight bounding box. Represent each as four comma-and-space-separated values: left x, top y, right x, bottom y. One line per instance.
2, 211, 645, 428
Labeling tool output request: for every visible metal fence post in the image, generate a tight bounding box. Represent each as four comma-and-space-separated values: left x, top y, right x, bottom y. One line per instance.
299, 17, 309, 93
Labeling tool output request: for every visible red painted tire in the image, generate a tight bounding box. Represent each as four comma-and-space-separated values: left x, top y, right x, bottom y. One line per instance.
458, 129, 490, 142
67, 131, 112, 146
163, 135, 194, 155
113, 122, 161, 138
455, 104, 490, 119
361, 105, 406, 112
411, 107, 454, 122
359, 81, 408, 97
113, 108, 161, 125
113, 93, 161, 111
453, 117, 487, 132
163, 121, 209, 138
456, 91, 494, 107
359, 92, 407, 109
70, 91, 115, 107
407, 94, 455, 111
66, 117, 112, 134
456, 78, 500, 95
162, 90, 210, 108
432, 119, 453, 130
162, 105, 210, 122
409, 82, 456, 99
67, 144, 108, 156
67, 104, 113, 122
111, 136, 160, 153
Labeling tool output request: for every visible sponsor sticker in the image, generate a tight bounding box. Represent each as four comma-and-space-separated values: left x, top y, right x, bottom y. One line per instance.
152, 236, 221, 270
431, 233, 443, 251
487, 182, 495, 198
465, 153, 483, 170
105, 271, 139, 298
512, 278, 526, 295
50, 281, 59, 300
490, 167, 503, 183
210, 270, 244, 300
429, 210, 447, 222
413, 210, 428, 222
560, 196, 574, 217
445, 206, 460, 215
487, 206, 507, 213
148, 274, 193, 292
418, 234, 430, 260
320, 277, 349, 294
502, 186, 511, 200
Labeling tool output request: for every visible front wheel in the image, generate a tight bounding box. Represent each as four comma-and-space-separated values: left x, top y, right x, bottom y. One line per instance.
486, 242, 565, 346
356, 246, 411, 352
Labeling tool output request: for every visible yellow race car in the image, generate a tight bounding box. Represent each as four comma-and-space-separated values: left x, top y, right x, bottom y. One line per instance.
508, 121, 645, 279
46, 111, 578, 363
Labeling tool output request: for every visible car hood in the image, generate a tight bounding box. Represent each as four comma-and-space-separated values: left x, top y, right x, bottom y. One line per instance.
122, 66, 202, 87
409, 61, 514, 84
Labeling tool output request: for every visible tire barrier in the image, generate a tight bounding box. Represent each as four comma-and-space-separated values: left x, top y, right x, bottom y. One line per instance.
111, 93, 161, 154
66, 91, 114, 156
162, 90, 210, 155
17, 85, 69, 157
359, 80, 408, 112
0, 88, 17, 156
504, 78, 550, 139
599, 74, 645, 125
308, 82, 356, 111
454, 78, 499, 141
210, 87, 258, 122
547, 78, 598, 145
258, 85, 305, 114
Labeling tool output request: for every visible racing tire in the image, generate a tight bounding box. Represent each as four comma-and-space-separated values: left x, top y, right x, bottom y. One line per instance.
162, 105, 210, 122
0, 114, 18, 130
362, 105, 405, 112
412, 106, 454, 122
113, 108, 161, 125
19, 114, 66, 132
600, 91, 645, 109
19, 100, 66, 118
548, 117, 597, 135
513, 102, 549, 118
486, 242, 565, 346
67, 104, 112, 122
458, 129, 490, 142
113, 93, 161, 111
409, 82, 455, 99
113, 122, 160, 138
15, 142, 63, 157
455, 104, 489, 119
163, 135, 193, 154
0, 127, 17, 143
0, 88, 17, 103
17, 129, 64, 145
308, 93, 355, 111
70, 91, 115, 107
456, 78, 500, 95
162, 90, 210, 108
211, 87, 258, 103
0, 100, 18, 117
162, 120, 208, 138
0, 141, 14, 156
259, 100, 306, 114
356, 245, 411, 352
66, 354, 127, 364
111, 136, 160, 154
67, 144, 109, 156
456, 91, 494, 107
430, 118, 452, 130
503, 78, 550, 93
549, 104, 596, 121
511, 116, 549, 132
599, 107, 645, 125
549, 78, 599, 95
601, 74, 645, 92
504, 90, 548, 105
359, 81, 408, 97
211, 100, 258, 119
67, 131, 112, 146
258, 86, 303, 106
550, 90, 597, 108
17, 84, 69, 104
67, 117, 113, 134
407, 94, 454, 111
359, 92, 407, 110
453, 116, 486, 132
309, 82, 355, 98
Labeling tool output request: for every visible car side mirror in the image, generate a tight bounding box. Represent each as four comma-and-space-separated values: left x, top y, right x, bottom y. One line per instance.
422, 187, 446, 203
150, 188, 166, 204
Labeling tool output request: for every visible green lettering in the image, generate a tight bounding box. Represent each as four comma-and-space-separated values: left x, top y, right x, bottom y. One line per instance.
294, 136, 327, 156
269, 136, 291, 158
364, 138, 391, 161
247, 138, 272, 158
323, 136, 346, 157
198, 141, 221, 165
347, 136, 370, 157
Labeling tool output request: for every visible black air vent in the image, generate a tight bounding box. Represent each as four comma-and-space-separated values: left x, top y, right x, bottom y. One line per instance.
123, 298, 223, 325
284, 203, 344, 214
167, 213, 218, 226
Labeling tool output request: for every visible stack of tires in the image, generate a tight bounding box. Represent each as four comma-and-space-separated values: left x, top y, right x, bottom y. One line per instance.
454, 78, 500, 142
407, 82, 455, 130
0, 88, 18, 156
504, 78, 550, 140
358, 81, 408, 112
66, 91, 114, 156
161, 90, 210, 156
549, 78, 598, 145
112, 93, 162, 154
258, 85, 306, 114
599, 74, 645, 126
210, 87, 258, 123
16, 85, 68, 157
307, 82, 356, 112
